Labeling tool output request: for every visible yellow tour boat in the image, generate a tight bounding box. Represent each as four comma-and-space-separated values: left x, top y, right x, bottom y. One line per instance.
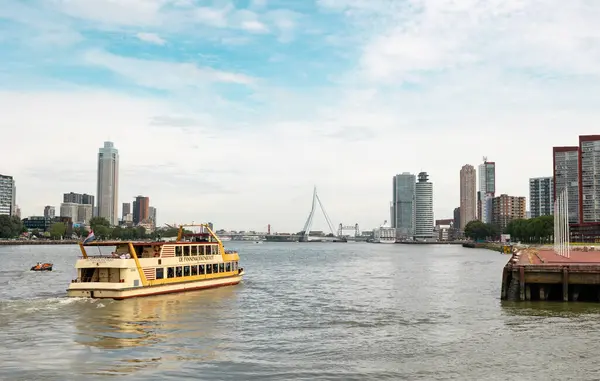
67, 224, 244, 300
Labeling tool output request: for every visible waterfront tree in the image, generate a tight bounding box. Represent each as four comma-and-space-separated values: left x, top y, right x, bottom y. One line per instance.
504, 215, 553, 243
49, 222, 67, 239
0, 215, 24, 239
464, 220, 499, 241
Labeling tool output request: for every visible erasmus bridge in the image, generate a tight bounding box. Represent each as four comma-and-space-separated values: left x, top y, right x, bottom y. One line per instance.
299, 187, 360, 242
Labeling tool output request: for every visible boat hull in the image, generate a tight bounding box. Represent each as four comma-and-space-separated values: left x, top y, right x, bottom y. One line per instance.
67, 273, 243, 300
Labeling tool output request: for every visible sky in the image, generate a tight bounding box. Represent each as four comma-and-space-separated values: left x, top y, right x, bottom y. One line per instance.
1, 0, 600, 233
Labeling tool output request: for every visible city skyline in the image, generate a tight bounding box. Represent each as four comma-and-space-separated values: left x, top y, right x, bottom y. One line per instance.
2, 1, 600, 231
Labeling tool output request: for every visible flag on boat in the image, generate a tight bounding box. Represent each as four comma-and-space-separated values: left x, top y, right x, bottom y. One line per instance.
83, 230, 96, 244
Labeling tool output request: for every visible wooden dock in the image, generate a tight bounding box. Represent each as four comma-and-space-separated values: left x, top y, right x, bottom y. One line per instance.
501, 247, 600, 302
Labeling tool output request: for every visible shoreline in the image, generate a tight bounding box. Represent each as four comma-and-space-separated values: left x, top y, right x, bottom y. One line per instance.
0, 240, 79, 245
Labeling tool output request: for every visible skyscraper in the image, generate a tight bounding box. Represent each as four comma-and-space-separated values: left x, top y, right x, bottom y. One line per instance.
415, 172, 434, 240
529, 177, 554, 218
459, 164, 477, 230
133, 195, 150, 224
477, 158, 495, 223
578, 135, 600, 223
122, 202, 131, 221
0, 174, 15, 216
149, 206, 157, 228
553, 146, 579, 224
96, 141, 119, 226
392, 173, 416, 239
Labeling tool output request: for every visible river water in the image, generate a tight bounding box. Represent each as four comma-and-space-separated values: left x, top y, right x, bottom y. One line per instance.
1, 243, 600, 380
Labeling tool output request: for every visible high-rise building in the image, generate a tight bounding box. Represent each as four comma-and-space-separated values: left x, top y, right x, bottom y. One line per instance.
149, 206, 157, 228
392, 172, 416, 239
77, 204, 93, 225
415, 172, 434, 240
63, 192, 94, 206
477, 158, 495, 223
0, 174, 15, 216
578, 135, 600, 223
553, 146, 579, 224
97, 141, 119, 226
529, 177, 554, 218
133, 196, 150, 225
453, 207, 460, 230
459, 164, 477, 230
44, 205, 55, 219
491, 194, 526, 232
60, 202, 79, 221
122, 203, 131, 221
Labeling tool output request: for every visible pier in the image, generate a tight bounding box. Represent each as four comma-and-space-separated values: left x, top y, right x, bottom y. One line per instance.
501, 247, 600, 302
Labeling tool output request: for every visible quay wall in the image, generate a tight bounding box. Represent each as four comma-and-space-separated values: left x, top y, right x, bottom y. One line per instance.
0, 240, 78, 246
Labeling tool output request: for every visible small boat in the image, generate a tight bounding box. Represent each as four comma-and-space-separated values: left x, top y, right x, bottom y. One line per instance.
31, 263, 53, 271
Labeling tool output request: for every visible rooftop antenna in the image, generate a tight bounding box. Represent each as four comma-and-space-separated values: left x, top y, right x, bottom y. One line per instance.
483, 156, 488, 163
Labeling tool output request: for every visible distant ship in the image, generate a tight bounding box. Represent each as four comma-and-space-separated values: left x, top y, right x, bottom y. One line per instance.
372, 221, 396, 244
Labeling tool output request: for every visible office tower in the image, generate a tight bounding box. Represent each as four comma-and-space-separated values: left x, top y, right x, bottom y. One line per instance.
122, 202, 131, 221
149, 206, 157, 228
578, 135, 600, 223
77, 204, 93, 225
44, 206, 55, 219
392, 172, 416, 239
415, 172, 434, 240
60, 202, 79, 221
63, 192, 94, 206
0, 174, 15, 216
453, 207, 460, 230
491, 194, 526, 231
133, 195, 149, 225
553, 146, 579, 224
529, 177, 554, 218
477, 158, 495, 223
97, 141, 119, 226
459, 164, 477, 230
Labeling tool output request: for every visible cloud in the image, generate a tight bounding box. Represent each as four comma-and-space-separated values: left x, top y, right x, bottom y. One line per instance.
83, 49, 256, 89
3, 0, 600, 232
136, 32, 166, 45
52, 0, 167, 26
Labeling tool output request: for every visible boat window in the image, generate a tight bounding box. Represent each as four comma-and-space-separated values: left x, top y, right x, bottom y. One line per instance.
206, 264, 212, 274
233, 261, 238, 270
176, 266, 182, 277
219, 263, 224, 273
199, 265, 205, 274
212, 263, 219, 273
156, 268, 164, 279
167, 267, 175, 278
184, 246, 190, 256
184, 266, 190, 276
191, 265, 198, 276
175, 246, 182, 257
226, 262, 231, 272
199, 245, 205, 255
192, 245, 197, 255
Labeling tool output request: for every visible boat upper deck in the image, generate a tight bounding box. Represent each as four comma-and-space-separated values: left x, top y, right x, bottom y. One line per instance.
84, 239, 218, 247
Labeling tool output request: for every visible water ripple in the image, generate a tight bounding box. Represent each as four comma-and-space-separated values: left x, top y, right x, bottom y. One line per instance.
2, 243, 600, 380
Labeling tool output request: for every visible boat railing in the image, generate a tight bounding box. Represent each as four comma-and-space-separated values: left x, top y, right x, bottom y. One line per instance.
78, 255, 120, 259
